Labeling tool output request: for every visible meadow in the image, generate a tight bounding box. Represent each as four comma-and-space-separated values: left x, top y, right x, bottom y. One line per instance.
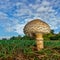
0, 39, 60, 60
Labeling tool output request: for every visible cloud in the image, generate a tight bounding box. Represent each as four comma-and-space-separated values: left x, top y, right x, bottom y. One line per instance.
0, 12, 10, 28
6, 20, 26, 35
0, 11, 25, 35
0, 12, 8, 19
13, 0, 60, 30
0, 36, 11, 39
0, 0, 60, 36
14, 24, 25, 35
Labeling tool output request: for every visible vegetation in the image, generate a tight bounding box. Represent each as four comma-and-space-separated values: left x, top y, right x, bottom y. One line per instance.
0, 30, 60, 60
43, 30, 60, 40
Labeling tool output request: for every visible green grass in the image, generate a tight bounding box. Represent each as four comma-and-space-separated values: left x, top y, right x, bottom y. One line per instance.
0, 39, 60, 59
44, 40, 60, 48
0, 39, 35, 58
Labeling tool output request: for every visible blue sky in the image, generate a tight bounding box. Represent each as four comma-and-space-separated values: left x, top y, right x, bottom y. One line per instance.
0, 0, 60, 38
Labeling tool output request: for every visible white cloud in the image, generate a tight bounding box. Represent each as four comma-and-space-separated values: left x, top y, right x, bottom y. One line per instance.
0, 11, 25, 35
0, 12, 8, 19
42, 0, 50, 6
6, 22, 26, 35
0, 36, 11, 39
12, 0, 60, 33
0, 0, 60, 36
3, 17, 26, 35
0, 12, 10, 28
14, 24, 25, 35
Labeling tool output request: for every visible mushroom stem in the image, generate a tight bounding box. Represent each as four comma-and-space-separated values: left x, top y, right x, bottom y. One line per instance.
35, 33, 44, 51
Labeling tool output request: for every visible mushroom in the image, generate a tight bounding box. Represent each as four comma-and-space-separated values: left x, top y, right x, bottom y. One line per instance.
23, 19, 50, 51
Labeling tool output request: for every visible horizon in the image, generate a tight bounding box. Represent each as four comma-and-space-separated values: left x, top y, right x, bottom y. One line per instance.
0, 31, 59, 39
0, 0, 60, 39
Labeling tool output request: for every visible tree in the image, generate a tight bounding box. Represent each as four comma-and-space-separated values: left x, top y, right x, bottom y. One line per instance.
10, 36, 16, 40
50, 30, 54, 34
2, 38, 7, 40
16, 35, 22, 40
21, 35, 32, 40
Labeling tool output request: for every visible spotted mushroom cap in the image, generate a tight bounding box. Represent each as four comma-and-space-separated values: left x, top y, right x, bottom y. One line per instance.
23, 19, 50, 37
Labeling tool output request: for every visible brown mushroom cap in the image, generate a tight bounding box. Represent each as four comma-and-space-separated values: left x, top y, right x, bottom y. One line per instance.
24, 19, 50, 37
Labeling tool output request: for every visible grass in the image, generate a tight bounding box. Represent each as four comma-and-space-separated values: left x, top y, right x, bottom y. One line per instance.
44, 40, 60, 48
0, 39, 60, 60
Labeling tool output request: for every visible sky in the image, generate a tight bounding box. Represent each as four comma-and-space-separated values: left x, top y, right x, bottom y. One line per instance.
0, 0, 60, 39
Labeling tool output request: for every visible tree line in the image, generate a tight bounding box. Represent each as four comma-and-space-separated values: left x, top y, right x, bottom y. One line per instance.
2, 30, 60, 40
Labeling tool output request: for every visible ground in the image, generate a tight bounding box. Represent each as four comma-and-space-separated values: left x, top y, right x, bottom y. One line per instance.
0, 39, 60, 60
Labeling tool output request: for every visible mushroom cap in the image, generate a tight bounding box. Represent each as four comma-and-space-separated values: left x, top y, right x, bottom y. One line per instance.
23, 19, 50, 37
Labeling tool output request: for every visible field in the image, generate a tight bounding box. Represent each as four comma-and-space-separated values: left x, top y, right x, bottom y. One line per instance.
0, 39, 60, 60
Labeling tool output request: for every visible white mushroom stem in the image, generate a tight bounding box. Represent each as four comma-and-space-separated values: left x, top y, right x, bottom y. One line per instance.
35, 33, 44, 51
